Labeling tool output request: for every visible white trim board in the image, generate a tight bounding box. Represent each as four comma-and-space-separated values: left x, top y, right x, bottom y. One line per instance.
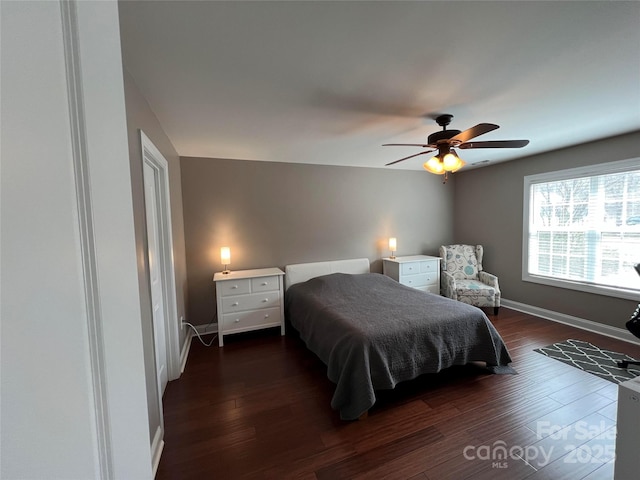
180, 331, 192, 374
501, 299, 640, 345
150, 426, 164, 478
194, 323, 218, 336
60, 2, 112, 477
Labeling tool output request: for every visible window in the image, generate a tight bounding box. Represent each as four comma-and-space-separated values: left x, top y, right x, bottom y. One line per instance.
523, 158, 640, 300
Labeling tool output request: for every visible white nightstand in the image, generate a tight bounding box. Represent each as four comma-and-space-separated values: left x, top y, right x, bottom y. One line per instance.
213, 267, 285, 347
383, 255, 441, 295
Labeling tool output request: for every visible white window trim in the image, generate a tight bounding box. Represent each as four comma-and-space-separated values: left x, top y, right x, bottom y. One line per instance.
522, 157, 640, 301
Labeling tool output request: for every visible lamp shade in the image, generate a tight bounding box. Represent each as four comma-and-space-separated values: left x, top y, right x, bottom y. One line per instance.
220, 246, 231, 265
442, 152, 459, 170
451, 157, 466, 172
424, 156, 445, 174
389, 237, 397, 251
443, 150, 466, 172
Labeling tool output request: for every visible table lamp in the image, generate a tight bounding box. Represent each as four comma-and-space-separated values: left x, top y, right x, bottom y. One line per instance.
220, 247, 231, 274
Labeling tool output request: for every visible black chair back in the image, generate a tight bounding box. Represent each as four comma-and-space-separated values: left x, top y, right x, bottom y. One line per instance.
628, 263, 640, 339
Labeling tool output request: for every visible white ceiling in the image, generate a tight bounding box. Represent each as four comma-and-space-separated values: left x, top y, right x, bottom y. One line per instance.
118, 0, 640, 171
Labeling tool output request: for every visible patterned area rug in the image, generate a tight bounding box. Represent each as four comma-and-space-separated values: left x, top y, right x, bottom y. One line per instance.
534, 339, 640, 384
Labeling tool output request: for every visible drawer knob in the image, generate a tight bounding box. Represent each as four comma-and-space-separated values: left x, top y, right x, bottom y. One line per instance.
262, 298, 269, 302
234, 318, 240, 323
232, 302, 239, 306
232, 285, 239, 289
264, 314, 269, 318
408, 280, 412, 284
261, 282, 268, 286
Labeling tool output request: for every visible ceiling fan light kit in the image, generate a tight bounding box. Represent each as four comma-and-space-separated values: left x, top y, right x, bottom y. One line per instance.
383, 114, 529, 183
424, 146, 465, 173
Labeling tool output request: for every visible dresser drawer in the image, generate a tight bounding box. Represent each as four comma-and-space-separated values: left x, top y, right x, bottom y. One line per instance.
222, 307, 281, 332
217, 279, 251, 297
401, 262, 421, 276
420, 260, 438, 274
221, 291, 281, 313
251, 275, 279, 293
399, 272, 438, 288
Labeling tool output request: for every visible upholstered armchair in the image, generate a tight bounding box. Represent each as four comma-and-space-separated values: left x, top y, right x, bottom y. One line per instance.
439, 244, 501, 315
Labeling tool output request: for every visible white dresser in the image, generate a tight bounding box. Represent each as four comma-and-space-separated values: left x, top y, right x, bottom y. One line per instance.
213, 267, 285, 347
383, 255, 441, 295
614, 376, 640, 479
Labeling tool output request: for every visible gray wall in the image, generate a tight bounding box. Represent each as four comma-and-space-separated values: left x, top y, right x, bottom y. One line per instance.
454, 131, 640, 329
122, 70, 189, 441
180, 157, 455, 325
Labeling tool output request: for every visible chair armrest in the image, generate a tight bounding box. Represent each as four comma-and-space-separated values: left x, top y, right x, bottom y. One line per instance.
441, 271, 457, 300
478, 271, 500, 291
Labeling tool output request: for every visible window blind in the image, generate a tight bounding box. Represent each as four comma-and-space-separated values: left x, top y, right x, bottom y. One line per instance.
525, 160, 640, 296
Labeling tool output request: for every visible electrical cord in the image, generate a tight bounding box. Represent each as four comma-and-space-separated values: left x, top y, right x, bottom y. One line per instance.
182, 320, 218, 347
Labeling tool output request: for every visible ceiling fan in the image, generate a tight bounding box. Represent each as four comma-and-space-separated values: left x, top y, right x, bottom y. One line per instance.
383, 114, 529, 182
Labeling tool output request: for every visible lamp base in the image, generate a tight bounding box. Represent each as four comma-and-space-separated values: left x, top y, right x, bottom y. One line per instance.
222, 269, 231, 275
389, 255, 396, 259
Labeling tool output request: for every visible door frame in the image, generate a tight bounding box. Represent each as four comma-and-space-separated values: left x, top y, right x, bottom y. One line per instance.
55, 1, 154, 476
140, 131, 180, 472
143, 159, 169, 399
140, 131, 181, 383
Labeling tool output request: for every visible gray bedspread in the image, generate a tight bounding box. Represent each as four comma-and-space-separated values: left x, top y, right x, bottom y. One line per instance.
285, 273, 513, 420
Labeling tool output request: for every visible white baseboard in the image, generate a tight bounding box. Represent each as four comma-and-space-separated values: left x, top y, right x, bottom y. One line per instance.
502, 298, 640, 345
179, 331, 192, 374
150, 425, 164, 478
194, 322, 217, 336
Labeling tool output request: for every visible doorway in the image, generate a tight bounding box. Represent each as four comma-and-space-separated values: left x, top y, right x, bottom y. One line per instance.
143, 160, 169, 395
141, 131, 180, 471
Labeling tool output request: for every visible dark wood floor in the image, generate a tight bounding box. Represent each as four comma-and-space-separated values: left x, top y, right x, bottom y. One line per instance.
156, 308, 640, 479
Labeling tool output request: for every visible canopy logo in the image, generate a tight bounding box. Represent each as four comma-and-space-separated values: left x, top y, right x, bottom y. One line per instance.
462, 440, 553, 469
462, 420, 617, 469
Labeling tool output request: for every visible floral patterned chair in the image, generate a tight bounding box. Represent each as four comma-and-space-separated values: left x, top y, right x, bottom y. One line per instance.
439, 244, 500, 315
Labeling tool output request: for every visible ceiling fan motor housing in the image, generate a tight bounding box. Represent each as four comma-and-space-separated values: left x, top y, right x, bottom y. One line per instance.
428, 129, 461, 145
428, 114, 460, 145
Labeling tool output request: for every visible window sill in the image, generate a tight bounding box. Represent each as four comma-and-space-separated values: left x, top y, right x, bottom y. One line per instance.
522, 273, 640, 301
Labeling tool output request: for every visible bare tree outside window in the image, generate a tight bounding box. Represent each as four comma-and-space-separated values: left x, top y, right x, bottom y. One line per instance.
525, 160, 640, 297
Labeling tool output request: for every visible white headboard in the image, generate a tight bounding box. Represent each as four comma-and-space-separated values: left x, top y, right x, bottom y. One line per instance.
284, 258, 370, 291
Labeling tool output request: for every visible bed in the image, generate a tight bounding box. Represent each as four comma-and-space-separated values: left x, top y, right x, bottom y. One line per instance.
285, 258, 514, 420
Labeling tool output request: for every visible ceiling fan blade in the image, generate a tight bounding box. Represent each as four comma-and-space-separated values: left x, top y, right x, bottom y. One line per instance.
459, 140, 530, 149
450, 123, 499, 143
385, 150, 434, 166
382, 143, 432, 147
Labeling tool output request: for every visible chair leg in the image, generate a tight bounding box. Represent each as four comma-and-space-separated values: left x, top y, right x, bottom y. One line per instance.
494, 306, 499, 315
